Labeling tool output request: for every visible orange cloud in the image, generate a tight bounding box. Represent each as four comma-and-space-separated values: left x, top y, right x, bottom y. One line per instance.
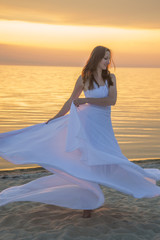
0, 44, 88, 66
0, 0, 160, 29
0, 20, 160, 67
1, 43, 159, 68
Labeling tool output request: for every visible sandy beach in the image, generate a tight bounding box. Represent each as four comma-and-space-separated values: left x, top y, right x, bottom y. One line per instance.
0, 160, 160, 240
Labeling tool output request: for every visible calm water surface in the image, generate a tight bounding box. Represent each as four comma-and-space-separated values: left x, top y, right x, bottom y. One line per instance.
0, 66, 160, 170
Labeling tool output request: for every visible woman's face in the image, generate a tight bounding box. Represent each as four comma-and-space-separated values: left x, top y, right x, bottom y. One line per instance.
98, 51, 110, 70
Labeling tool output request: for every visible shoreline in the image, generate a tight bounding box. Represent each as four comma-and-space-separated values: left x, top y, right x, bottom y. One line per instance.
0, 158, 160, 174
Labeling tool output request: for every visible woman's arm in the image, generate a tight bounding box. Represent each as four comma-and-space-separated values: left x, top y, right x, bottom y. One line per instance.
74, 74, 117, 107
46, 75, 83, 124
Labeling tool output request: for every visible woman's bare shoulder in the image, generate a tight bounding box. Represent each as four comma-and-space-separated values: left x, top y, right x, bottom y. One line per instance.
76, 75, 83, 86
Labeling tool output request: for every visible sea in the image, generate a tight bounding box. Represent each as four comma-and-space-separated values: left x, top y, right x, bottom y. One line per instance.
0, 65, 160, 171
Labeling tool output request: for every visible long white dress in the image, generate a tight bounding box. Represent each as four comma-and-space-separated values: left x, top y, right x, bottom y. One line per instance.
0, 80, 160, 209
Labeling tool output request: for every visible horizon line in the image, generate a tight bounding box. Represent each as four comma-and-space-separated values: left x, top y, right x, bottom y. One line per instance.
0, 64, 160, 69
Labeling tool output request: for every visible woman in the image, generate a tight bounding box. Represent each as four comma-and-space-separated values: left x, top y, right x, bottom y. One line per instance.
0, 46, 160, 218
46, 46, 116, 124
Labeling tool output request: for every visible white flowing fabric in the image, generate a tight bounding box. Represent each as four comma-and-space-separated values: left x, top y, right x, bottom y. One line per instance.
0, 81, 160, 209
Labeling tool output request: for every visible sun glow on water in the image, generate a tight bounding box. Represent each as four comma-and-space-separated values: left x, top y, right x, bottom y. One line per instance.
0, 65, 160, 171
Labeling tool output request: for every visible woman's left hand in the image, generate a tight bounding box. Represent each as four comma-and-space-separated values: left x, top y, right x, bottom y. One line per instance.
73, 98, 86, 107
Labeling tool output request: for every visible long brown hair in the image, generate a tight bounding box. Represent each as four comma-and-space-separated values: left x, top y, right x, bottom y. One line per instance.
82, 46, 115, 90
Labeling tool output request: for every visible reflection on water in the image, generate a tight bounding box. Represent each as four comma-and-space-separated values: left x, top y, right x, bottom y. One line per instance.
0, 66, 160, 170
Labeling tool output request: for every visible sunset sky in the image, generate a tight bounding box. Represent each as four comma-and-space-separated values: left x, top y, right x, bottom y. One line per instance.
0, 0, 160, 67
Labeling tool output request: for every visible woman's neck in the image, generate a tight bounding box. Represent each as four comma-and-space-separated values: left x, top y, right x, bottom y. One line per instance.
94, 69, 103, 83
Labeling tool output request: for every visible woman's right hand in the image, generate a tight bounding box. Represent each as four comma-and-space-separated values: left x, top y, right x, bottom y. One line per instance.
45, 75, 83, 125
45, 114, 60, 124
45, 117, 55, 124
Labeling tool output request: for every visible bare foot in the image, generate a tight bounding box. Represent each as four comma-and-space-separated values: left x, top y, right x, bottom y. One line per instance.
82, 210, 92, 218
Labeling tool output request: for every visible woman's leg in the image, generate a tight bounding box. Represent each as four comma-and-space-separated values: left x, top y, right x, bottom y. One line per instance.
82, 210, 92, 218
